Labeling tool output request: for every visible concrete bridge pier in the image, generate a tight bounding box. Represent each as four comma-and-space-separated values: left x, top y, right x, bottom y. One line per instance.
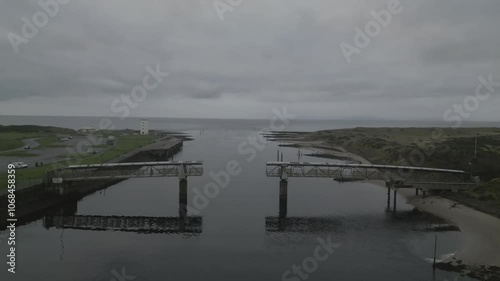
179, 179, 188, 218
385, 182, 397, 214
386, 186, 391, 211
279, 179, 288, 218
393, 189, 397, 214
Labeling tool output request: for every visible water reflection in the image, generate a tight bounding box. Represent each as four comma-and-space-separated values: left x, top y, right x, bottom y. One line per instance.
265, 216, 343, 233
42, 198, 203, 236
44, 215, 203, 234
266, 211, 458, 234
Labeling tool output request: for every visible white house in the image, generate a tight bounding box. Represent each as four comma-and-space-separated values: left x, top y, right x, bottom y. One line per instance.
140, 120, 149, 135
78, 126, 97, 134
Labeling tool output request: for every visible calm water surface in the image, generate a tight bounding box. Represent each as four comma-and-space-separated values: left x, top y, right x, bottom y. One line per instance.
0, 116, 475, 281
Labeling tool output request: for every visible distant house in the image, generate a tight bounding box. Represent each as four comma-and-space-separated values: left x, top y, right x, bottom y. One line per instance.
78, 126, 97, 134
140, 120, 149, 135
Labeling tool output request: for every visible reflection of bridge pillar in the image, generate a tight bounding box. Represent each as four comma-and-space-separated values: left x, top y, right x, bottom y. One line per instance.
59, 200, 78, 216
279, 180, 288, 218
179, 179, 188, 218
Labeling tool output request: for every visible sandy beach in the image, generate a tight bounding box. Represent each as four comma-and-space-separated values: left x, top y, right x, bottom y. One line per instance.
399, 189, 500, 266
286, 139, 500, 267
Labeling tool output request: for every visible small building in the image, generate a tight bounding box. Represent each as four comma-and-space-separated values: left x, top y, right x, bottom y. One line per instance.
78, 126, 97, 134
140, 120, 149, 135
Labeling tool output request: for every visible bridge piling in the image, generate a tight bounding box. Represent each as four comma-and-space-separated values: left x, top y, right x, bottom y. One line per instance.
279, 179, 288, 218
387, 186, 391, 211
179, 179, 188, 218
393, 189, 397, 214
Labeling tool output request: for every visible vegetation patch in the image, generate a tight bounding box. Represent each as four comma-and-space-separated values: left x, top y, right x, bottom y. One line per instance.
0, 151, 39, 157
0, 125, 77, 151
0, 135, 157, 190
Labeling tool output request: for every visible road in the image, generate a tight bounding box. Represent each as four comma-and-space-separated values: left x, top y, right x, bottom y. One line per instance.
0, 136, 106, 170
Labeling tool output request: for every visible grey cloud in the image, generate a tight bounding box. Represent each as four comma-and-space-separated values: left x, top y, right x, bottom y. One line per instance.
0, 0, 499, 120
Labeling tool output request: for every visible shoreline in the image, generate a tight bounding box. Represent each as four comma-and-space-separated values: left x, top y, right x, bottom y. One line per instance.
275, 137, 500, 275
0, 136, 184, 229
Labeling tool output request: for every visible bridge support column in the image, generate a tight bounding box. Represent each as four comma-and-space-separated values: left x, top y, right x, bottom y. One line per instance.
393, 189, 397, 214
387, 186, 391, 211
279, 180, 288, 218
416, 188, 419, 196
179, 179, 188, 218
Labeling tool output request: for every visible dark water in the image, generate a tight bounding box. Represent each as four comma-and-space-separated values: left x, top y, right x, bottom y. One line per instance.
0, 116, 474, 281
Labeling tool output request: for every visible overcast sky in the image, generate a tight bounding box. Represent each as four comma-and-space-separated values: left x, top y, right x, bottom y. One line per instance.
0, 0, 499, 120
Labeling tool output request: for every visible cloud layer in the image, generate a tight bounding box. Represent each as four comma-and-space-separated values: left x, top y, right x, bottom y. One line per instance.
0, 0, 499, 120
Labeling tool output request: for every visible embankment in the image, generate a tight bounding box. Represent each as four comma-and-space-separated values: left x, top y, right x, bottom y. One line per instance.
0, 137, 184, 229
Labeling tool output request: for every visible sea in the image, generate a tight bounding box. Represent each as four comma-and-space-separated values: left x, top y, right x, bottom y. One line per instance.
1, 115, 494, 281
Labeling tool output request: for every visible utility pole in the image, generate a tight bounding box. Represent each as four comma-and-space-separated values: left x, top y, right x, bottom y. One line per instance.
474, 135, 478, 159
433, 235, 438, 269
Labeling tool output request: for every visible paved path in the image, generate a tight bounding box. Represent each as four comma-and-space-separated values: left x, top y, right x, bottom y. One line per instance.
1, 138, 40, 154
22, 138, 40, 149
0, 136, 106, 170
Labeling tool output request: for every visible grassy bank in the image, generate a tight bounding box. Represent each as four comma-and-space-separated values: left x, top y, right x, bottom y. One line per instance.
0, 151, 39, 157
272, 127, 500, 211
0, 134, 157, 190
0, 125, 76, 152
0, 132, 45, 151
304, 127, 500, 180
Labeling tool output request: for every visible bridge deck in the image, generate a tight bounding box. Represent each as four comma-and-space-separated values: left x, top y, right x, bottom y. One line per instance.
266, 162, 476, 189
48, 161, 204, 183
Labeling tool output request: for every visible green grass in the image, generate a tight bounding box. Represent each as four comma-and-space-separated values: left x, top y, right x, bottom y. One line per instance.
0, 125, 78, 151
37, 136, 60, 148
308, 127, 500, 179
469, 178, 500, 201
77, 135, 156, 164
2, 165, 53, 184
0, 135, 157, 190
0, 132, 46, 151
0, 151, 39, 157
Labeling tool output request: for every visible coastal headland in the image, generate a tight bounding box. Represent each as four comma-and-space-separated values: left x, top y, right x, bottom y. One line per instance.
265, 127, 500, 279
